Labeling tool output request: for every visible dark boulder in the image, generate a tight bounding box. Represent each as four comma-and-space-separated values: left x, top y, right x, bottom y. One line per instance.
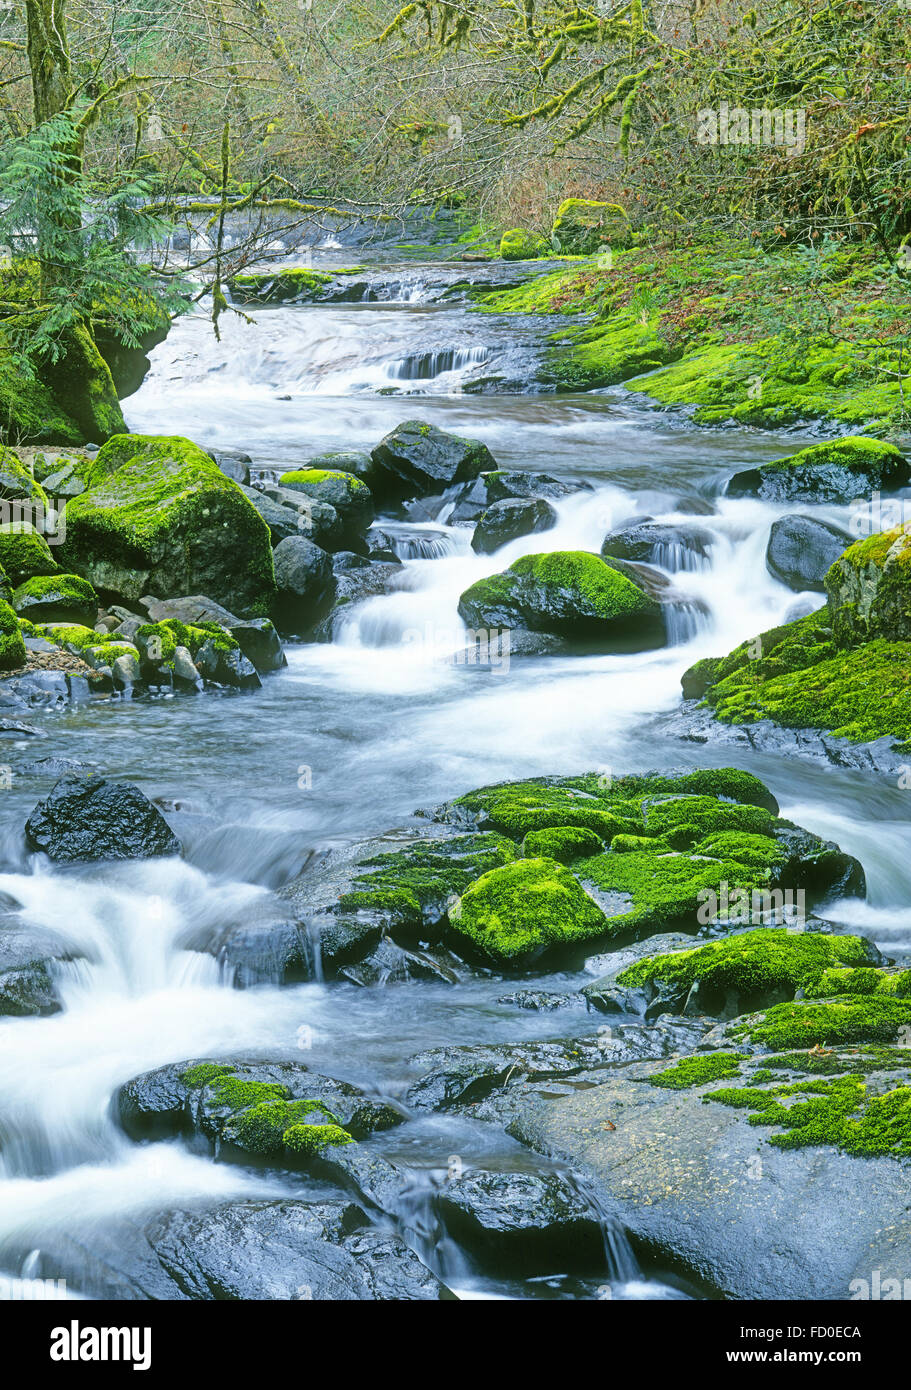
435, 1169, 604, 1272
370, 420, 496, 499
766, 514, 852, 592
271, 535, 334, 633
471, 497, 558, 554
25, 776, 181, 862
601, 519, 714, 571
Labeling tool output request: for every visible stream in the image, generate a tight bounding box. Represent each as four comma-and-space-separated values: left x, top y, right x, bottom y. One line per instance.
1, 243, 910, 1302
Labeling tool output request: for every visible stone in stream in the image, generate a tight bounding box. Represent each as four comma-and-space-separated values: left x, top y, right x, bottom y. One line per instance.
311, 561, 404, 642
271, 534, 335, 633
24, 775, 182, 862
765, 514, 852, 592
278, 469, 375, 543
827, 524, 911, 645
370, 419, 497, 500
507, 1043, 911, 1299
0, 920, 82, 1017
447, 469, 590, 524
117, 1059, 403, 1149
457, 550, 666, 650
470, 497, 558, 555
0, 524, 60, 585
141, 594, 285, 674
12, 573, 99, 627
145, 1202, 446, 1300
726, 436, 910, 504
600, 518, 714, 571
434, 1170, 604, 1273
58, 434, 276, 615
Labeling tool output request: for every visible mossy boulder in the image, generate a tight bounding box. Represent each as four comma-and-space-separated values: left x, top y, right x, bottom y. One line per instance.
0, 348, 83, 446
727, 437, 910, 504
500, 229, 550, 261
826, 526, 911, 646
0, 597, 26, 670
227, 267, 332, 304
0, 445, 49, 508
277, 469, 374, 539
12, 572, 97, 626
0, 524, 60, 584
449, 856, 608, 965
550, 198, 630, 254
43, 322, 126, 445
521, 825, 604, 862
612, 928, 881, 1015
58, 434, 276, 615
457, 550, 665, 648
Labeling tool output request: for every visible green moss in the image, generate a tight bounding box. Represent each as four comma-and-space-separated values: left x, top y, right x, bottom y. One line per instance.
338, 832, 517, 927
707, 1073, 911, 1158
228, 268, 332, 303
805, 966, 911, 999
0, 348, 83, 446
459, 549, 660, 634
0, 524, 59, 583
180, 1063, 232, 1087
500, 228, 550, 261
0, 596, 26, 670
648, 1051, 747, 1089
229, 1097, 351, 1156
641, 794, 777, 844
521, 825, 604, 862
282, 1121, 353, 1154
730, 996, 911, 1049
59, 434, 275, 615
761, 435, 906, 481
12, 572, 97, 623
279, 469, 369, 493
449, 856, 608, 963
551, 198, 630, 255
618, 928, 878, 995
0, 445, 50, 508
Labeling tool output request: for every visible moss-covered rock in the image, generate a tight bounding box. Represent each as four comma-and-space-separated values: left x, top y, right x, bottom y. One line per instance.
457, 550, 665, 648
826, 525, 911, 647
12, 572, 97, 626
727, 436, 910, 504
449, 856, 608, 965
0, 348, 83, 447
42, 322, 126, 445
0, 596, 26, 670
59, 434, 275, 615
0, 523, 59, 583
0, 445, 49, 508
618, 929, 880, 1007
731, 996, 911, 1050
227, 267, 332, 304
277, 469, 374, 537
500, 229, 550, 261
550, 198, 630, 255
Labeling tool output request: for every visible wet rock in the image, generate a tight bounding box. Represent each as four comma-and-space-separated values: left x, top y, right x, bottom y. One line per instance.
208, 449, 251, 486
727, 436, 910, 504
485, 470, 592, 505
117, 1058, 403, 1147
370, 420, 497, 500
507, 1055, 911, 1299
279, 469, 374, 545
146, 1201, 445, 1300
0, 923, 79, 1016
471, 497, 558, 555
339, 937, 465, 987
435, 1169, 603, 1272
25, 775, 182, 862
766, 515, 852, 592
142, 595, 285, 674
271, 535, 335, 633
194, 639, 261, 690
312, 562, 403, 642
601, 519, 714, 571
495, 989, 578, 1011
458, 551, 665, 651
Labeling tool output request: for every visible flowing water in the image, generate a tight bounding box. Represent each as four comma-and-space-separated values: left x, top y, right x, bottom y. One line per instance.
1, 247, 910, 1301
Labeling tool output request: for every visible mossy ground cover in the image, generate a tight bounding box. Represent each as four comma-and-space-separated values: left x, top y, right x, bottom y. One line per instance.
706, 1073, 911, 1159
475, 238, 910, 429
337, 832, 516, 928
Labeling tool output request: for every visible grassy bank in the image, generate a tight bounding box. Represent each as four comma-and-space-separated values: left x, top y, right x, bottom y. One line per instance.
475, 238, 911, 435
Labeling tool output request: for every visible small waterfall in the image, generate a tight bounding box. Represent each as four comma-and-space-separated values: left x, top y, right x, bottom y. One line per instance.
383, 346, 490, 382
651, 539, 713, 573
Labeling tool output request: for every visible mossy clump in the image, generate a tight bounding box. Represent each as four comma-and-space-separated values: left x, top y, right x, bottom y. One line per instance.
12, 572, 97, 625
826, 526, 911, 647
648, 1052, 747, 1089
278, 469, 374, 533
0, 444, 50, 507
804, 966, 911, 999
0, 596, 26, 670
500, 228, 550, 261
550, 198, 630, 255
282, 1121, 353, 1154
0, 524, 59, 583
730, 996, 911, 1049
618, 929, 879, 997
521, 825, 604, 862
179, 1064, 354, 1157
449, 856, 608, 964
338, 832, 517, 929
458, 550, 662, 641
228, 268, 333, 303
706, 1073, 911, 1158
181, 1063, 233, 1088
59, 434, 276, 615
729, 436, 909, 503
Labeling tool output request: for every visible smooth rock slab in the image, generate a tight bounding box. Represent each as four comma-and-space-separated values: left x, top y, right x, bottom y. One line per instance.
508, 1062, 911, 1299
25, 776, 181, 862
